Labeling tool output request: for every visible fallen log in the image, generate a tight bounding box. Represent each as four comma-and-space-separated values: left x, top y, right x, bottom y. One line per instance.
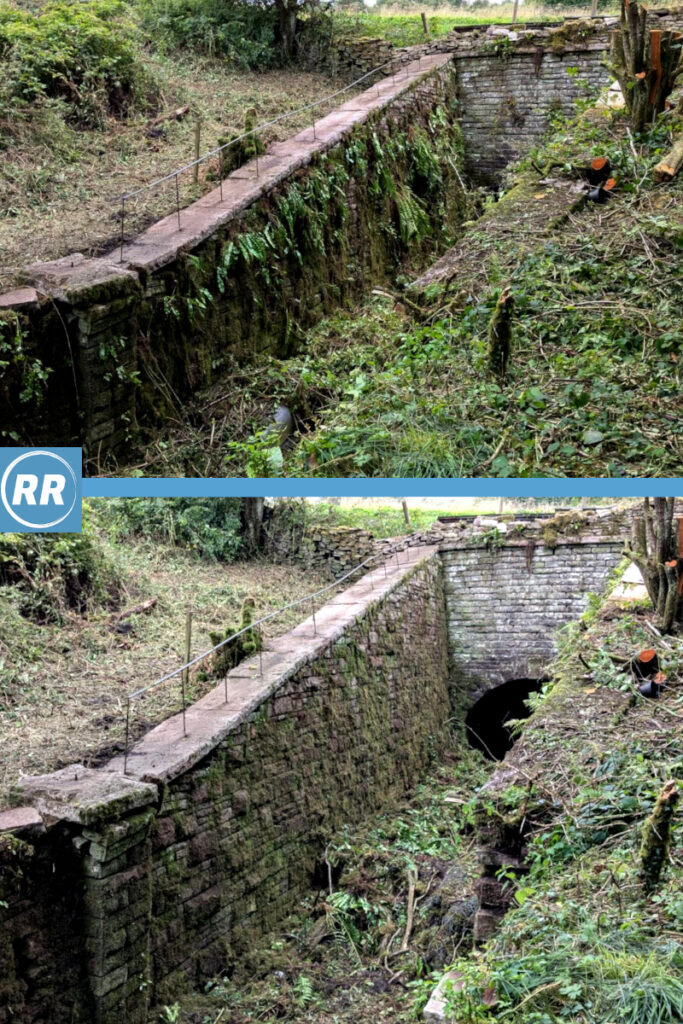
116, 597, 158, 621
653, 133, 683, 180
149, 105, 190, 127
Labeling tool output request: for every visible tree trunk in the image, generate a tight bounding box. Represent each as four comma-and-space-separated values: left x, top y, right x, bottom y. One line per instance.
610, 0, 683, 132
654, 132, 683, 180
277, 1, 298, 61
625, 498, 683, 633
639, 779, 679, 893
241, 497, 265, 555
487, 287, 513, 381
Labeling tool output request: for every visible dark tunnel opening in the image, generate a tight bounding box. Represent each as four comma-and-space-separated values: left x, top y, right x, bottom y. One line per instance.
465, 678, 544, 761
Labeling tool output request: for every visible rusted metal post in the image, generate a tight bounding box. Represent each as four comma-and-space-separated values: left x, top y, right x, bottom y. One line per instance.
123, 698, 131, 775
312, 599, 317, 635
193, 120, 201, 184
119, 197, 125, 263
258, 624, 263, 677
175, 173, 181, 230
182, 609, 191, 736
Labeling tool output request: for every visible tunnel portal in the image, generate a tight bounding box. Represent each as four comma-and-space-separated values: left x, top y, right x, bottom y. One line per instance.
465, 678, 543, 761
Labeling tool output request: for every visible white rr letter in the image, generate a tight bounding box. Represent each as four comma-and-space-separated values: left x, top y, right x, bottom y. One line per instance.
12, 474, 38, 505
40, 475, 66, 506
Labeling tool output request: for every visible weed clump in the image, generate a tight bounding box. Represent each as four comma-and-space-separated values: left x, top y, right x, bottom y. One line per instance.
0, 508, 121, 623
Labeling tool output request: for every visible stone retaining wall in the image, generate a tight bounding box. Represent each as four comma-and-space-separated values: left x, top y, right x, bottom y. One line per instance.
454, 43, 608, 183
0, 547, 449, 1024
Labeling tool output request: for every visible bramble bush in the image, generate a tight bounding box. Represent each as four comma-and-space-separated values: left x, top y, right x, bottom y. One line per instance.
0, 506, 122, 623
138, 0, 279, 68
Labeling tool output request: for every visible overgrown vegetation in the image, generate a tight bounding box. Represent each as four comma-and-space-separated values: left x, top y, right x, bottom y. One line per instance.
93, 496, 245, 561
0, 508, 121, 624
444, 586, 683, 1023
159, 749, 491, 1024
147, 101, 680, 479
0, 0, 158, 127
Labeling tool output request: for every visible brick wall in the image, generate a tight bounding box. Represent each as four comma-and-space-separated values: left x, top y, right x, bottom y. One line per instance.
454, 45, 608, 183
442, 538, 623, 706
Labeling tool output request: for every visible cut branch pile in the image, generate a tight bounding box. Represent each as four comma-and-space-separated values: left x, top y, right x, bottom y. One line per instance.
653, 132, 683, 180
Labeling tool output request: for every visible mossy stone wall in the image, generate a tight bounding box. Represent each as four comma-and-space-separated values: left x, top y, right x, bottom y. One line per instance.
0, 553, 450, 1023
0, 64, 464, 456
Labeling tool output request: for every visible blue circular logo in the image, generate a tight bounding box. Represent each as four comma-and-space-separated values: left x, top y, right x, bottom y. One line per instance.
0, 450, 78, 530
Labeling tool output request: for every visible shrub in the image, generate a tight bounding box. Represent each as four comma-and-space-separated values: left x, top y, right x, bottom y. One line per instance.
93, 497, 245, 562
0, 0, 158, 125
0, 507, 122, 623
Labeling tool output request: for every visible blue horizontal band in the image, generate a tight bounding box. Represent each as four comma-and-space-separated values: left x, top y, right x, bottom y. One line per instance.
82, 478, 683, 499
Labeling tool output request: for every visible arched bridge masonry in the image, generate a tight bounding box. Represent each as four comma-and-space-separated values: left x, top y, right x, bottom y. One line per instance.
0, 518, 626, 1024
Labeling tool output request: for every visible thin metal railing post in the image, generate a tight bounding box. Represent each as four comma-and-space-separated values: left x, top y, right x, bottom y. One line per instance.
123, 698, 131, 775
311, 599, 317, 636
175, 173, 181, 231
258, 625, 263, 677
224, 671, 228, 704
181, 609, 191, 736
119, 198, 125, 263
256, 151, 260, 178
219, 176, 223, 202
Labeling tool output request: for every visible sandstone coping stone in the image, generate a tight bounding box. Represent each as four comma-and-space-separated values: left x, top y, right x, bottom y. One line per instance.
0, 806, 44, 835
10, 765, 159, 827
0, 287, 40, 311
101, 546, 438, 785
423, 970, 464, 1022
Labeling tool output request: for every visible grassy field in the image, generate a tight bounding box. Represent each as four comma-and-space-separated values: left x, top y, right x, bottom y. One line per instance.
0, 519, 329, 809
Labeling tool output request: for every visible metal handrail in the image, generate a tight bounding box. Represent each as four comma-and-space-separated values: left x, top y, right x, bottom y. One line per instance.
122, 535, 418, 772
117, 50, 428, 260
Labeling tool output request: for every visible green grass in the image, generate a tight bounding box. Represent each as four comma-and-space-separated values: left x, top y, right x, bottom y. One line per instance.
302, 502, 464, 536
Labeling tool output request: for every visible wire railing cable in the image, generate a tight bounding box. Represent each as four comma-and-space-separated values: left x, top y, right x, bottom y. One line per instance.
122, 537, 417, 773
116, 52, 427, 259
